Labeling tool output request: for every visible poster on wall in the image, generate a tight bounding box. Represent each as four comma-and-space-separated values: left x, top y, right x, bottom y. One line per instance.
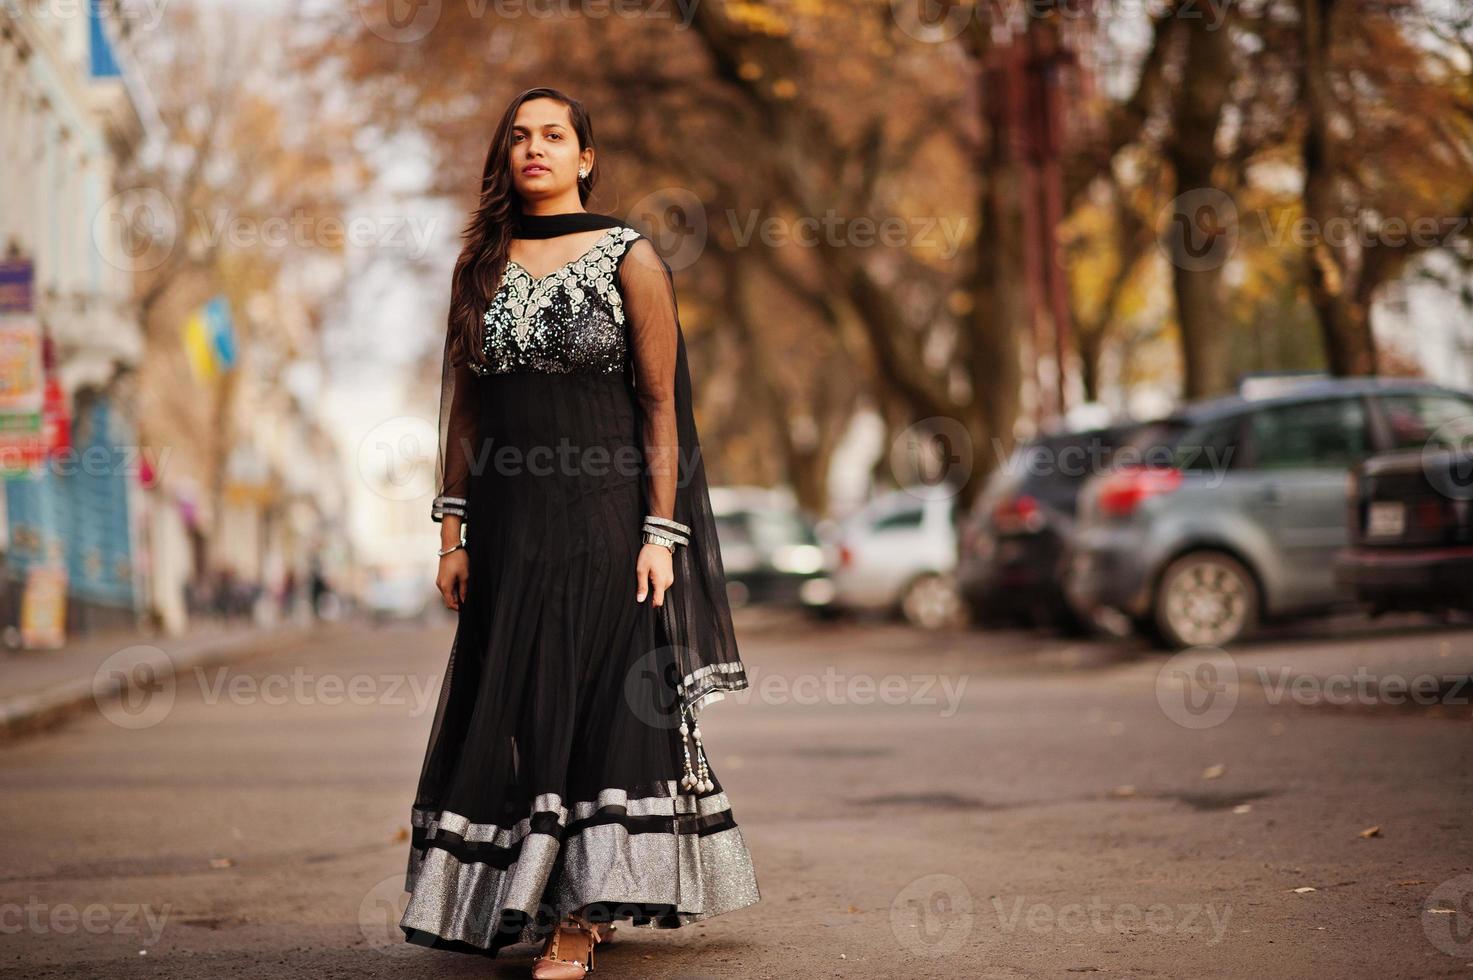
20, 565, 67, 650
0, 260, 69, 475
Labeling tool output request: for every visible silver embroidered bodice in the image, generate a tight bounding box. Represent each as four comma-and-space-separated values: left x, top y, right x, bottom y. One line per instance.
470, 226, 643, 377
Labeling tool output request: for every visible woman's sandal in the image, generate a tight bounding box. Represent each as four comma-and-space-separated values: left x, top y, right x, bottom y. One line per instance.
530, 919, 604, 978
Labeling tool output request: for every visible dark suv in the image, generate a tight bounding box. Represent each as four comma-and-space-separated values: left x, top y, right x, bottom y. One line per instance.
958, 423, 1144, 632
1335, 392, 1473, 614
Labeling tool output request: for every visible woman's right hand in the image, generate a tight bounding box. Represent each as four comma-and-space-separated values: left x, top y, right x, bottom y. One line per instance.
437, 549, 470, 610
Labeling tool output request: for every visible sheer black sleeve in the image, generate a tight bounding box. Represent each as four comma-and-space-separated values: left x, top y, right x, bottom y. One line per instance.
619, 237, 679, 522
431, 328, 478, 526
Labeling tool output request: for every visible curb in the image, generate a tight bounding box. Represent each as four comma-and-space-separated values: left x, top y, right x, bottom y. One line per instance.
0, 624, 322, 741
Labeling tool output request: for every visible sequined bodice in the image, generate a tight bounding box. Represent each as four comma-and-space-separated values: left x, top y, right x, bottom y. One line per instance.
470, 226, 643, 376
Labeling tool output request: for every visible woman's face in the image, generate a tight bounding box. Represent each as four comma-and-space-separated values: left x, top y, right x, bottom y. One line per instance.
509, 98, 592, 201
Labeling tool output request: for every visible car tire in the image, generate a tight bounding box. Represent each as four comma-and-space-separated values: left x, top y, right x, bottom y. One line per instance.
1153, 550, 1259, 649
899, 572, 965, 630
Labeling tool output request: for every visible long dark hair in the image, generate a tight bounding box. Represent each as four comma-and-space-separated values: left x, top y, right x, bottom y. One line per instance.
446, 87, 600, 368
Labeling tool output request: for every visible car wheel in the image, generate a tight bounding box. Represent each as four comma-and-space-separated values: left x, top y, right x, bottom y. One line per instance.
900, 573, 965, 630
1153, 551, 1258, 648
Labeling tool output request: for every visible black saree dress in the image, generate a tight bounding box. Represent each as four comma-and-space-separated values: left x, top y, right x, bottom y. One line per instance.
400, 210, 758, 957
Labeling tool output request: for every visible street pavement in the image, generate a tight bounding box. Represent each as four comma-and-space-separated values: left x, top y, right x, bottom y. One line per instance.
1, 608, 1470, 979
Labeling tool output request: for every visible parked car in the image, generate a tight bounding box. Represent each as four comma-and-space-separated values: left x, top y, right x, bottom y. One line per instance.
710, 486, 835, 614
363, 567, 437, 625
827, 488, 962, 629
1065, 377, 1473, 648
1334, 403, 1473, 613
958, 422, 1145, 633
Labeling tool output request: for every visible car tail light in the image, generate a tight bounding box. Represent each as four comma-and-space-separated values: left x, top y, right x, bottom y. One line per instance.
1414, 497, 1448, 532
1096, 466, 1183, 518
837, 543, 854, 569
992, 494, 1045, 534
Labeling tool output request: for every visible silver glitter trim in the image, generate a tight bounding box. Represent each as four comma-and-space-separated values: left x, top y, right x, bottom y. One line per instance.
408, 782, 735, 847
472, 227, 643, 377
402, 805, 760, 950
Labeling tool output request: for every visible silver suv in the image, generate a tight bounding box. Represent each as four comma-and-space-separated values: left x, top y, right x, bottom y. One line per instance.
1064, 377, 1473, 647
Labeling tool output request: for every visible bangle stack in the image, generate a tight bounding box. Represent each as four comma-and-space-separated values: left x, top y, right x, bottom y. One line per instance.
431, 495, 466, 523
642, 515, 690, 551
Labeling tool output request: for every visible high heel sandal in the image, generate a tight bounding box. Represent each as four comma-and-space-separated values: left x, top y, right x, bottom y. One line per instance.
530, 918, 606, 978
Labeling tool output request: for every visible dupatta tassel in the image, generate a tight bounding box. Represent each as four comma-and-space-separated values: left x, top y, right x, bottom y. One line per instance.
677, 700, 714, 795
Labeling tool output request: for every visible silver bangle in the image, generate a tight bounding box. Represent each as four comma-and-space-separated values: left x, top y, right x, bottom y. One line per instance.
642, 523, 688, 546
644, 514, 691, 536
437, 542, 464, 557
643, 530, 676, 552
432, 494, 467, 522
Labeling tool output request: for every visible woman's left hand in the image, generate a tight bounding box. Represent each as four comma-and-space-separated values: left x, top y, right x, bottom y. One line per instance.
636, 543, 674, 606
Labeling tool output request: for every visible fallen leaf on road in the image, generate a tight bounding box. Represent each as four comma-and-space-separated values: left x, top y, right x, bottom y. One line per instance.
1202, 764, 1226, 780
1291, 886, 1316, 894
1358, 826, 1381, 839
1110, 785, 1137, 798
1232, 804, 1252, 814
391, 827, 409, 843
209, 857, 234, 869
847, 905, 860, 913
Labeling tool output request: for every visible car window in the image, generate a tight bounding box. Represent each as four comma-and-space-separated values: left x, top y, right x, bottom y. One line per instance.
1248, 397, 1369, 469
1172, 415, 1245, 474
1117, 420, 1190, 468
1019, 429, 1133, 508
1378, 393, 1473, 451
714, 514, 753, 546
872, 509, 924, 531
747, 509, 818, 548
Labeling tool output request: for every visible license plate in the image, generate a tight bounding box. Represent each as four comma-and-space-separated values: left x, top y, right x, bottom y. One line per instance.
1367, 501, 1405, 538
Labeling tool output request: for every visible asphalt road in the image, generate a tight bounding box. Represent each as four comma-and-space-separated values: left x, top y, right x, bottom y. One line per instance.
2, 609, 1471, 979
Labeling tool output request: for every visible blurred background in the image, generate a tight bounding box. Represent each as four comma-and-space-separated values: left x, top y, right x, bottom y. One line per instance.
2, 1, 1472, 976
1, 0, 1471, 647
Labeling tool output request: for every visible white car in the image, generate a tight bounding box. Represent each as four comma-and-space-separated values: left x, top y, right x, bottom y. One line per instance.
363, 568, 438, 624
826, 489, 963, 629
